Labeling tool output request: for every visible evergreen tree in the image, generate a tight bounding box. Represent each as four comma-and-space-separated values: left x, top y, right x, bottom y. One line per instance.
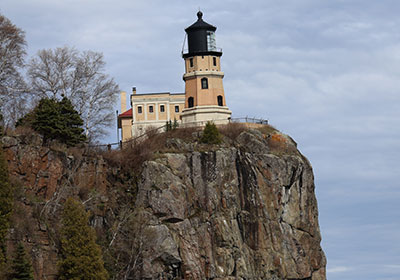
58, 198, 108, 280
10, 243, 34, 280
172, 118, 179, 130
200, 121, 222, 144
56, 97, 86, 146
18, 97, 86, 146
0, 144, 13, 270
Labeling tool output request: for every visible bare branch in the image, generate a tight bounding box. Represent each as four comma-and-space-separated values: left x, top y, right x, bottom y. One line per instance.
0, 13, 27, 126
27, 46, 119, 140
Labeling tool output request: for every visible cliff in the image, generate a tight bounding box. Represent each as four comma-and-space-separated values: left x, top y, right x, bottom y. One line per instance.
1, 124, 326, 280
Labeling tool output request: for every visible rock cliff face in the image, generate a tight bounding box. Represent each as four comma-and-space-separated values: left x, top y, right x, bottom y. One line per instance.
2, 126, 326, 280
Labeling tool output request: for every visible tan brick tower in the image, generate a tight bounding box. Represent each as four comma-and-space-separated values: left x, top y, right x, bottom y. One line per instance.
180, 11, 232, 125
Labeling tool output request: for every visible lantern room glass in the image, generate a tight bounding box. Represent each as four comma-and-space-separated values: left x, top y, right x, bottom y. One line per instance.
207, 31, 217, 51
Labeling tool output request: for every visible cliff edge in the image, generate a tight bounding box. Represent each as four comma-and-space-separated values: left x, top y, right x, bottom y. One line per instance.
2, 124, 326, 279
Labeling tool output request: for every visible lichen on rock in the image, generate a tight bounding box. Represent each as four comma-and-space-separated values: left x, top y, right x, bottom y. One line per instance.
2, 126, 326, 279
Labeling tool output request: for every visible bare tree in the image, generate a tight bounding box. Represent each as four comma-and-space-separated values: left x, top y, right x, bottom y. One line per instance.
27, 46, 119, 140
105, 207, 154, 280
0, 13, 28, 127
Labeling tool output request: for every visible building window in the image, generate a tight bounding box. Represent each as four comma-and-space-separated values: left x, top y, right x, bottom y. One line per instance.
160, 105, 165, 112
201, 78, 208, 89
189, 58, 193, 68
217, 95, 223, 106
138, 106, 142, 114
175, 105, 179, 113
213, 57, 217, 66
188, 97, 194, 108
149, 105, 153, 113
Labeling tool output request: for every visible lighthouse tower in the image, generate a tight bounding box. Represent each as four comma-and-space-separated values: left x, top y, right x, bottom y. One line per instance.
180, 11, 232, 125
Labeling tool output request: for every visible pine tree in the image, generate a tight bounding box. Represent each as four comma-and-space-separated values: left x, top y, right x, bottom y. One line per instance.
0, 144, 13, 270
200, 121, 222, 144
10, 243, 34, 280
31, 98, 60, 142
19, 97, 86, 146
58, 198, 108, 280
57, 97, 86, 146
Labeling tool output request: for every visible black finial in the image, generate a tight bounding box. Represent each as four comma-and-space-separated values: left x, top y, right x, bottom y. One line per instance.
197, 11, 203, 20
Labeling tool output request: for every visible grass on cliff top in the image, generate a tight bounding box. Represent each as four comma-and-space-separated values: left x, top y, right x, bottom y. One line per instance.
101, 122, 291, 173
102, 123, 251, 173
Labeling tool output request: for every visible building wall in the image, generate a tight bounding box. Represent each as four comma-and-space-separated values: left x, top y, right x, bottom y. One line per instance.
185, 55, 221, 73
120, 118, 132, 141
184, 72, 225, 107
183, 54, 226, 109
129, 93, 185, 138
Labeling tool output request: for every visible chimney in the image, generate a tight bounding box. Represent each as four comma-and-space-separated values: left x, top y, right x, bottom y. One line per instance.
120, 91, 127, 112
132, 87, 137, 95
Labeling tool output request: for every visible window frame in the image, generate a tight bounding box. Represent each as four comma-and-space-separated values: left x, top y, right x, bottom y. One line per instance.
175, 105, 179, 113
217, 95, 223, 106
137, 106, 142, 114
188, 97, 194, 108
160, 105, 165, 112
149, 105, 154, 113
201, 77, 208, 89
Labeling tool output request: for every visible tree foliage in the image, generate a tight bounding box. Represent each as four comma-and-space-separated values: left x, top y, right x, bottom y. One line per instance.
200, 121, 222, 144
0, 13, 28, 127
0, 143, 13, 270
17, 97, 86, 146
27, 46, 119, 140
58, 198, 108, 280
10, 243, 34, 280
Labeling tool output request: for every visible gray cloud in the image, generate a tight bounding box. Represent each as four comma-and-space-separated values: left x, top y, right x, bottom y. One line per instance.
2, 1, 400, 279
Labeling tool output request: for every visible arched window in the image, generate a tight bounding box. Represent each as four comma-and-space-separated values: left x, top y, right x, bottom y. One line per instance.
217, 95, 223, 106
188, 97, 194, 108
201, 78, 208, 89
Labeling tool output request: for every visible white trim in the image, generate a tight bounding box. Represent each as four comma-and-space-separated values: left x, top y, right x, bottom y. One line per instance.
155, 102, 159, 121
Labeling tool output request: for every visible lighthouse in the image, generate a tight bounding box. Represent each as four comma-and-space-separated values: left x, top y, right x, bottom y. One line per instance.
180, 11, 232, 125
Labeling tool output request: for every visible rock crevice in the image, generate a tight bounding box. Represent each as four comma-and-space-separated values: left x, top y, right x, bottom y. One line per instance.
2, 129, 326, 280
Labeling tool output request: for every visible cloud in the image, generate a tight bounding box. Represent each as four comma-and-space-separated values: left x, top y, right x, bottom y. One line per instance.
1, 2, 400, 280
327, 266, 352, 273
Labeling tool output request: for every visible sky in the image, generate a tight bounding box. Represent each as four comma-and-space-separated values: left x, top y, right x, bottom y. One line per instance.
2, 0, 400, 279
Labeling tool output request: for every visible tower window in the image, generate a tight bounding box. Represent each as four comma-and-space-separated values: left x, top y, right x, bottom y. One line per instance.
160, 105, 165, 112
201, 78, 208, 89
149, 105, 153, 113
188, 97, 194, 108
138, 106, 142, 114
189, 58, 193, 68
217, 95, 223, 106
213, 57, 217, 66
175, 106, 179, 112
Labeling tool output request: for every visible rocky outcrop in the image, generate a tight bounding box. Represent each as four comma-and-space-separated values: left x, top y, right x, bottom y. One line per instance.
2, 127, 326, 280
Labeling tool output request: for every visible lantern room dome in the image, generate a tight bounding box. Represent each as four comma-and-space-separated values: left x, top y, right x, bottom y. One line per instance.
185, 11, 217, 32
183, 11, 222, 58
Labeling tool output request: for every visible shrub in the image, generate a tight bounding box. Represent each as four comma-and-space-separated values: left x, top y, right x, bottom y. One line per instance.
200, 122, 221, 144
219, 122, 246, 140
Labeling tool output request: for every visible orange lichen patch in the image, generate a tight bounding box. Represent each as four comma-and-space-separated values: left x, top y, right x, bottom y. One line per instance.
267, 132, 298, 156
269, 133, 288, 148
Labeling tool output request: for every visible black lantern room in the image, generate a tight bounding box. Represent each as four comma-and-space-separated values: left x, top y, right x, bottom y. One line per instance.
183, 11, 222, 58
